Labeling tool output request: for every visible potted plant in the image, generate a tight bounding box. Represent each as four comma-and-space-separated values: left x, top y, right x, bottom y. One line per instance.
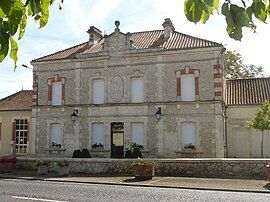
92, 143, 104, 150
33, 160, 50, 175
57, 160, 70, 176
184, 143, 196, 150
132, 159, 154, 180
266, 162, 270, 182
0, 156, 18, 173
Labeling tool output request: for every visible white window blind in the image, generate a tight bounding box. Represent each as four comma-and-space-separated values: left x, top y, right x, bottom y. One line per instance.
50, 124, 62, 147
92, 79, 105, 104
181, 123, 196, 149
131, 77, 144, 103
131, 123, 144, 146
92, 123, 105, 145
181, 75, 195, 101
52, 82, 62, 105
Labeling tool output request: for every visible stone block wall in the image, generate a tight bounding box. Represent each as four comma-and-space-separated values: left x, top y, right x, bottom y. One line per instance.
17, 158, 269, 180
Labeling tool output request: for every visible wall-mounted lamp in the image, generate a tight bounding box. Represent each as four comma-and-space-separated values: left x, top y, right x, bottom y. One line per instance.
71, 109, 79, 123
155, 107, 162, 121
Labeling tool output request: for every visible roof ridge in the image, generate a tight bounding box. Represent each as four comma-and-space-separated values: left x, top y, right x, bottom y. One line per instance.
227, 77, 270, 81
130, 29, 163, 34
0, 90, 32, 101
173, 30, 222, 46
32, 41, 88, 62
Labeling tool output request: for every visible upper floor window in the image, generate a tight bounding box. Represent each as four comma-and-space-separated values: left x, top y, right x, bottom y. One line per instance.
176, 66, 199, 101
181, 74, 195, 101
131, 77, 144, 103
48, 76, 65, 106
131, 123, 144, 147
91, 123, 105, 149
50, 123, 63, 148
52, 82, 62, 105
92, 79, 105, 104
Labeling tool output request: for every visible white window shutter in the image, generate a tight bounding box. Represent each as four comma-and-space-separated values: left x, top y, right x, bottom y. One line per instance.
131, 123, 144, 146
92, 79, 105, 104
92, 123, 105, 145
181, 75, 195, 101
52, 82, 62, 105
50, 124, 62, 146
181, 123, 196, 149
131, 78, 144, 103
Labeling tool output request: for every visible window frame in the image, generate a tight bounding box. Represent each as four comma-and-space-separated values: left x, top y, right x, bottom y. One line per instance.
131, 77, 144, 103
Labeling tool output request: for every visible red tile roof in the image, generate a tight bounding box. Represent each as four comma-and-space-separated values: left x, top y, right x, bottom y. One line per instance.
226, 78, 270, 106
0, 90, 32, 111
33, 30, 222, 62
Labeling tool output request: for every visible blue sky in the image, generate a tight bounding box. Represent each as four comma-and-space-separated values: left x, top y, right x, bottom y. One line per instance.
0, 0, 269, 99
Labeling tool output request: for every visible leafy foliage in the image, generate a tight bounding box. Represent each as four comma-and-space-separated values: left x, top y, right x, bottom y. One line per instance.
249, 102, 270, 132
0, 0, 63, 69
248, 102, 270, 157
184, 0, 270, 40
225, 50, 264, 79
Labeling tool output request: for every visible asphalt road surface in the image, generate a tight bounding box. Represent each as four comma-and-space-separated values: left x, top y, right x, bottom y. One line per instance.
0, 178, 269, 202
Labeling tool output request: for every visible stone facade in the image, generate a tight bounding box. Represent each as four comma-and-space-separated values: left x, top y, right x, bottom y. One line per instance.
227, 106, 270, 158
31, 19, 226, 158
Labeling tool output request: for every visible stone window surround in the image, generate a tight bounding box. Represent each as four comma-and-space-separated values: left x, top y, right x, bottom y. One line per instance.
89, 76, 108, 104
47, 75, 66, 105
46, 120, 65, 150
11, 116, 30, 154
90, 122, 105, 148
176, 117, 201, 152
130, 122, 147, 149
128, 70, 147, 103
176, 66, 200, 101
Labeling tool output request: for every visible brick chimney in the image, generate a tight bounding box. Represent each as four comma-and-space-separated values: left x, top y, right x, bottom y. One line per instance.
87, 26, 103, 46
162, 18, 175, 40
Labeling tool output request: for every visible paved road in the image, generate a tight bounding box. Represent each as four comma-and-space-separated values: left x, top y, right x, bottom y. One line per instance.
0, 178, 269, 202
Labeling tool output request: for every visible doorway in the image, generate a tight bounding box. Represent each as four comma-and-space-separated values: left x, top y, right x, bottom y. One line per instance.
111, 122, 124, 158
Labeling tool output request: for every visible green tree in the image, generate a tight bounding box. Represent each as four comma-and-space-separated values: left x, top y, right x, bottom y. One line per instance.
225, 50, 264, 79
0, 0, 63, 69
184, 0, 270, 41
248, 102, 270, 158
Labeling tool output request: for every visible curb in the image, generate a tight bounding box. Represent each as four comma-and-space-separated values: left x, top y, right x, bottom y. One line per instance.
1, 175, 270, 194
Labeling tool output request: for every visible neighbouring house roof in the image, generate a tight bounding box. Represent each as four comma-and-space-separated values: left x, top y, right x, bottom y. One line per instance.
0, 90, 32, 111
32, 30, 222, 62
226, 78, 270, 106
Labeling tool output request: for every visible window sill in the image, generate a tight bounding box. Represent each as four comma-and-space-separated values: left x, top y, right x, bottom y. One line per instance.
45, 147, 66, 151
175, 149, 202, 154
90, 149, 110, 152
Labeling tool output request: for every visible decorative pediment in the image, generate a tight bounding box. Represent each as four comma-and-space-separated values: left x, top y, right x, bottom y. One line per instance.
103, 21, 132, 52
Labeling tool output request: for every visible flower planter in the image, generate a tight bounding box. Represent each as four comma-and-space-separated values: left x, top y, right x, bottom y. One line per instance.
58, 166, 69, 176
133, 164, 154, 180
0, 162, 13, 173
37, 165, 49, 175
266, 164, 270, 182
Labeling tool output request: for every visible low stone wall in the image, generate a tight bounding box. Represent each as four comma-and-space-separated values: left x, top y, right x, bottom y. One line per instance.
17, 158, 270, 180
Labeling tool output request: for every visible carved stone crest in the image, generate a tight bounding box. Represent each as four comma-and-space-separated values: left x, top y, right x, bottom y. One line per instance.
110, 75, 124, 102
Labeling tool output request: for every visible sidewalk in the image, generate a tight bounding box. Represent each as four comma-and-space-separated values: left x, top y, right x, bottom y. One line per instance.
1, 170, 270, 194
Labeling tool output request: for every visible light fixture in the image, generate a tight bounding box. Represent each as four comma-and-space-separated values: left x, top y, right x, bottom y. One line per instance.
155, 107, 162, 121
71, 109, 79, 123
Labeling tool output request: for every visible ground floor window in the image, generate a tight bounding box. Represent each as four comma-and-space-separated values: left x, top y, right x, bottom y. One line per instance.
92, 123, 105, 149
131, 123, 144, 149
50, 123, 62, 148
180, 122, 196, 150
15, 119, 28, 154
